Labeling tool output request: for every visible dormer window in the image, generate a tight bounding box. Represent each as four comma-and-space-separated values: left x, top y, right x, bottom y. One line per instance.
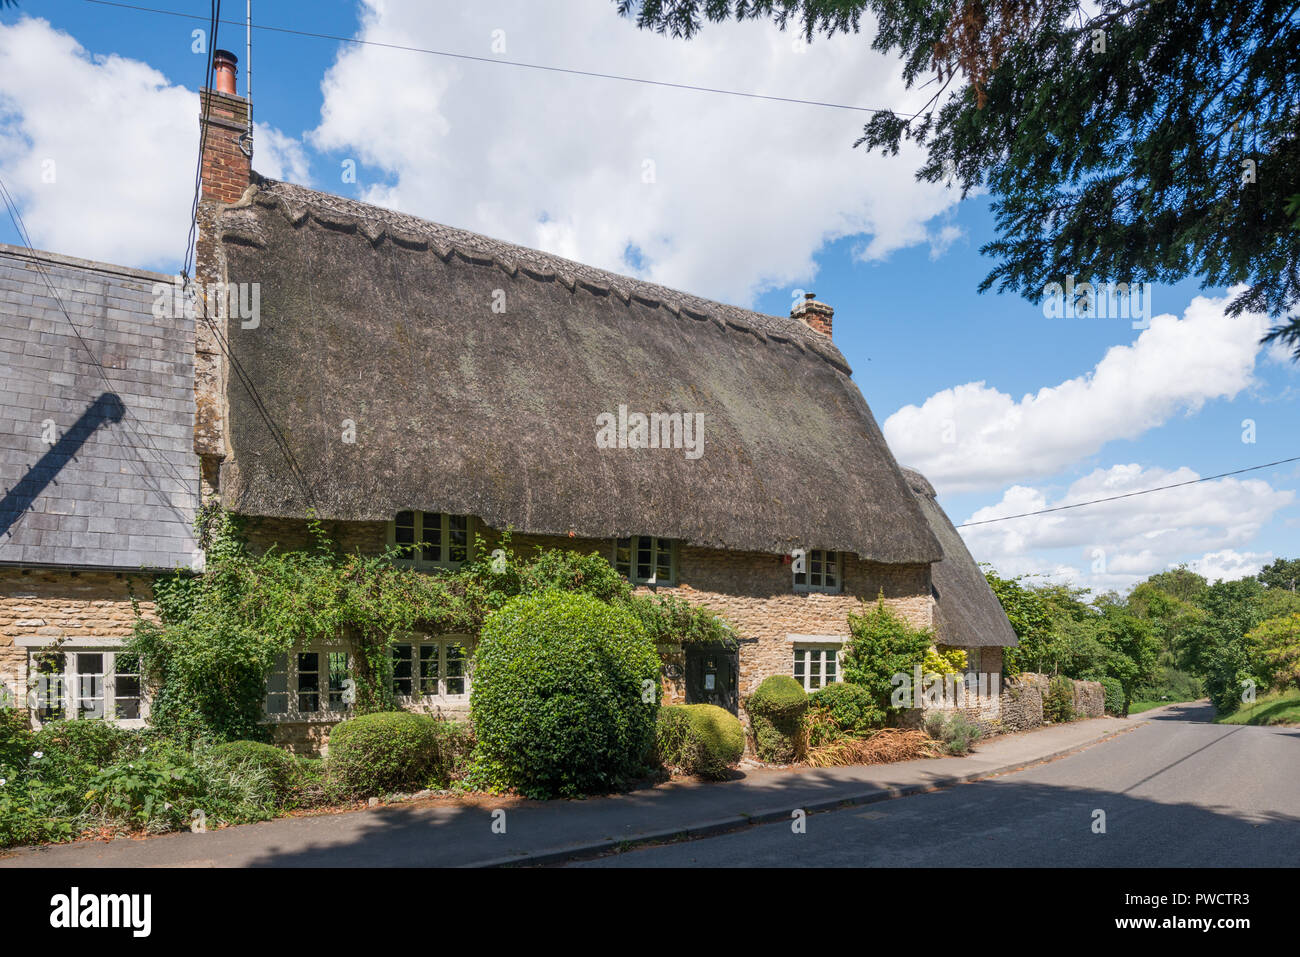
794, 549, 842, 594
389, 512, 471, 570
613, 536, 677, 586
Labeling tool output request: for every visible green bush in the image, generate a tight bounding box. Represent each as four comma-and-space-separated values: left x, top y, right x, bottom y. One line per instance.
469, 590, 660, 798
33, 720, 142, 769
328, 711, 461, 797
841, 595, 935, 715
922, 711, 984, 755
807, 683, 885, 744
0, 708, 33, 773
1098, 676, 1125, 716
747, 675, 808, 764
1044, 675, 1077, 723
656, 704, 744, 779
210, 740, 300, 804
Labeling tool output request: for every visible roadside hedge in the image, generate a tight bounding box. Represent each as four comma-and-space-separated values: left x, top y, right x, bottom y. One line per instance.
747, 675, 808, 763
469, 590, 661, 798
656, 704, 744, 779
1098, 676, 1125, 716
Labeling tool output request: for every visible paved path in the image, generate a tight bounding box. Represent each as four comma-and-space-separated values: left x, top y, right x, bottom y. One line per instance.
575, 701, 1300, 866
1, 713, 1142, 867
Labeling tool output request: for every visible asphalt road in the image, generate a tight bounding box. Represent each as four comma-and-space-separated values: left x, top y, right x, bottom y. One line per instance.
573, 703, 1300, 867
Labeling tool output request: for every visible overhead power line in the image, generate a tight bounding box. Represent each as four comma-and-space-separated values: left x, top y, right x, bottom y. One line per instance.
956, 455, 1300, 528
77, 0, 892, 114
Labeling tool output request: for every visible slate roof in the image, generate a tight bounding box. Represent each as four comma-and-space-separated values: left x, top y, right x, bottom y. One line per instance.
0, 244, 199, 571
901, 467, 1018, 648
209, 176, 943, 563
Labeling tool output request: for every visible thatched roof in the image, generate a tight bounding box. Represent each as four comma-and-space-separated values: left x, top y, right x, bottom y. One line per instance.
209, 176, 942, 563
900, 467, 1018, 647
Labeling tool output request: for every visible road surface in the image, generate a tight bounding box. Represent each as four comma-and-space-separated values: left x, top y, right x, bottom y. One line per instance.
573, 703, 1300, 867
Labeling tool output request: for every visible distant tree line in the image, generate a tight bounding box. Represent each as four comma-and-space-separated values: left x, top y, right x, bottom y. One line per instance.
985, 558, 1300, 715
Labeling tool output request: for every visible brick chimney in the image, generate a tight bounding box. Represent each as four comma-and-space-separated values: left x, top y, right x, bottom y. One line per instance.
792, 291, 833, 337
193, 50, 251, 496
199, 50, 251, 206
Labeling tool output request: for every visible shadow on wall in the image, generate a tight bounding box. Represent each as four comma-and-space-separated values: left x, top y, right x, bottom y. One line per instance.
0, 392, 125, 541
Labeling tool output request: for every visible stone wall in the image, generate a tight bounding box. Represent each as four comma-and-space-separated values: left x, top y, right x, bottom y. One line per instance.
1073, 679, 1105, 719
0, 568, 158, 705
1000, 673, 1049, 733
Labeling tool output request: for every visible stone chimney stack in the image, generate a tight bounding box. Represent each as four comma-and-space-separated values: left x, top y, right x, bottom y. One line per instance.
792, 291, 833, 338
193, 50, 251, 497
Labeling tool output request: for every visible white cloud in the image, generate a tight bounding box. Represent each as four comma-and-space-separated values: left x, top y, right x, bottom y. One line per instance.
884, 290, 1272, 493
960, 463, 1294, 591
254, 123, 311, 185
307, 0, 960, 306
0, 17, 194, 270
1184, 549, 1272, 585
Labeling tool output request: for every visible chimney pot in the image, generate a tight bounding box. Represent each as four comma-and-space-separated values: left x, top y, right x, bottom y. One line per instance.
213, 49, 239, 96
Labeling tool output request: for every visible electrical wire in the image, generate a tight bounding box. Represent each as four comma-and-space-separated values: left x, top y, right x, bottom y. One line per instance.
956, 455, 1300, 527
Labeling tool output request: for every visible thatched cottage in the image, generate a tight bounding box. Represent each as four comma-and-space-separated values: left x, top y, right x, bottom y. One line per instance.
0, 56, 1016, 747
189, 60, 1014, 749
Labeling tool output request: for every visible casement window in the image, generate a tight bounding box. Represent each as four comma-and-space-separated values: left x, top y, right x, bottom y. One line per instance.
388, 511, 471, 570
264, 648, 351, 721
392, 637, 470, 699
792, 645, 840, 692
25, 648, 145, 728
613, 536, 677, 586
793, 549, 842, 594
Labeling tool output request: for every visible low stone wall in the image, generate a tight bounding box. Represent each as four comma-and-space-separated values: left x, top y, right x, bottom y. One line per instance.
1000, 673, 1049, 733
1072, 680, 1105, 718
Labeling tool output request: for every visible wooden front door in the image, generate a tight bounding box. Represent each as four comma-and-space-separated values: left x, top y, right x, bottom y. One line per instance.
684, 643, 739, 715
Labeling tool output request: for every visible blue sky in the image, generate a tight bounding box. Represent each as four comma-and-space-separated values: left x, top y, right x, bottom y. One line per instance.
2, 0, 1296, 591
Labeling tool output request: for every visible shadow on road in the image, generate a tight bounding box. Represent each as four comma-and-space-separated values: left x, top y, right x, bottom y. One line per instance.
1140, 700, 1215, 723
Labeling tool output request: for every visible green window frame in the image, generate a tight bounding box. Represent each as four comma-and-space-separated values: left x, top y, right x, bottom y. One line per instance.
794, 549, 842, 594
613, 536, 677, 586
388, 511, 472, 569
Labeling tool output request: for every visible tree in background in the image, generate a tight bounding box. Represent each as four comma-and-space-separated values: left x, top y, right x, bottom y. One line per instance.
616, 0, 1300, 357
1248, 613, 1300, 692
983, 568, 1054, 675
1181, 577, 1271, 714
1258, 557, 1300, 593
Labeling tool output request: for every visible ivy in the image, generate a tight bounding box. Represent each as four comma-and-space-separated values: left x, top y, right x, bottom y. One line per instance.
129, 510, 734, 742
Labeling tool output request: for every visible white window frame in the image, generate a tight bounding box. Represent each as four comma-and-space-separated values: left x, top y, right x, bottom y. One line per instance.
793, 549, 843, 594
392, 635, 472, 704
263, 645, 353, 724
387, 512, 473, 570
792, 643, 842, 692
20, 644, 147, 729
613, 536, 678, 586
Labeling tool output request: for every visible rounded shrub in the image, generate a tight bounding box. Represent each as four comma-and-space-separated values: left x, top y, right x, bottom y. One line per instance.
656, 704, 744, 780
209, 740, 300, 803
327, 711, 451, 798
746, 675, 808, 764
807, 683, 884, 738
469, 590, 660, 798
